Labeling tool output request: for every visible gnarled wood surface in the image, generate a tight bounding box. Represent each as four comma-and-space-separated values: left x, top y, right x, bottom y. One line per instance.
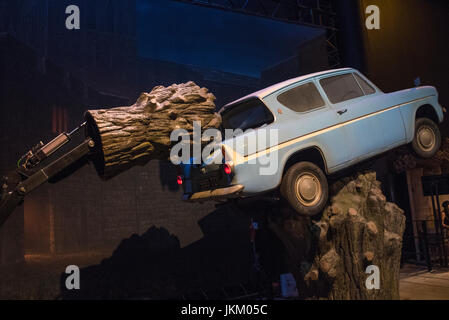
85, 81, 221, 179
269, 172, 406, 299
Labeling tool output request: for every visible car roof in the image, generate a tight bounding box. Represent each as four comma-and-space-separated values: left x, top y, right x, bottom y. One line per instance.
222, 67, 354, 110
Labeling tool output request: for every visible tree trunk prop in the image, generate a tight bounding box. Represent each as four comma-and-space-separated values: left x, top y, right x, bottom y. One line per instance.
269, 172, 406, 300
85, 81, 221, 179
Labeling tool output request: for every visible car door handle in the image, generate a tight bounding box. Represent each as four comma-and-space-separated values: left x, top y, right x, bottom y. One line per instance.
337, 109, 348, 115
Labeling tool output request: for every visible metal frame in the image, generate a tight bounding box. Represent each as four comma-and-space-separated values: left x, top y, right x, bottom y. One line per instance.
172, 0, 341, 68
0, 123, 93, 228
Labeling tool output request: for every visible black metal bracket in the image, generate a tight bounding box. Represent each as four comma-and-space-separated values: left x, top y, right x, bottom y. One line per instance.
0, 137, 94, 228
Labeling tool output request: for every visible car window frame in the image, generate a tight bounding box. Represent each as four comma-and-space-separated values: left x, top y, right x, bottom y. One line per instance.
353, 72, 378, 96
274, 79, 328, 114
316, 71, 380, 106
220, 97, 276, 132
318, 72, 367, 105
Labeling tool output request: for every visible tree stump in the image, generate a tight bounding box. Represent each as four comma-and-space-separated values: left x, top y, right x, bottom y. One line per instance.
85, 81, 221, 179
269, 172, 405, 300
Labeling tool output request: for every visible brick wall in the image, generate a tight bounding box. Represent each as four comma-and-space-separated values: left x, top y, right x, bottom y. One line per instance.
35, 161, 215, 254
0, 33, 128, 263
0, 207, 24, 265
0, 32, 262, 261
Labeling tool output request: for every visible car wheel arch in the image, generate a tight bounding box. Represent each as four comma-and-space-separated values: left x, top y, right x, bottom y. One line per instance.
415, 104, 440, 124
409, 104, 441, 141
281, 146, 329, 179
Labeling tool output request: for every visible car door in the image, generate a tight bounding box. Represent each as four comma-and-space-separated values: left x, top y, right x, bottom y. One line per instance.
318, 72, 385, 162
264, 80, 353, 170
352, 72, 406, 147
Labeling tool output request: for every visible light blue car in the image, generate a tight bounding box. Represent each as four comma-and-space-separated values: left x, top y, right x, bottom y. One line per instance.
180, 68, 445, 216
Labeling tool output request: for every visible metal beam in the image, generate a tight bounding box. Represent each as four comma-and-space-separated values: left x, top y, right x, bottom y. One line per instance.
171, 0, 341, 68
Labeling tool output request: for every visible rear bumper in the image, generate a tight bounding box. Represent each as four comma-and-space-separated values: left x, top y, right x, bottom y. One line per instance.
183, 184, 244, 202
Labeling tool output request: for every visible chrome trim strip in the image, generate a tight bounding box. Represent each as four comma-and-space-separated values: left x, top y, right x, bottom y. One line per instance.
243, 95, 432, 163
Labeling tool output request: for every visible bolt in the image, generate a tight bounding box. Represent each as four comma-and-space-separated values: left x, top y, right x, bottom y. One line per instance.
88, 140, 95, 148
18, 186, 26, 195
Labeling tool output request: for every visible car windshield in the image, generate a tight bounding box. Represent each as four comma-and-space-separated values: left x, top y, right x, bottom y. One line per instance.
220, 98, 274, 132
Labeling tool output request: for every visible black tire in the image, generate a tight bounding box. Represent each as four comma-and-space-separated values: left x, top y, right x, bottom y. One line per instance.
410, 118, 441, 159
280, 162, 329, 217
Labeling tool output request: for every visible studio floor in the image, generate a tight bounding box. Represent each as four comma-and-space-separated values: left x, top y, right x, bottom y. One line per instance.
1, 254, 449, 300
400, 264, 449, 300
0, 252, 108, 299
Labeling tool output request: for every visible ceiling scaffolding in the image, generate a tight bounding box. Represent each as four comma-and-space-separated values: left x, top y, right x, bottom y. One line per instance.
172, 0, 341, 68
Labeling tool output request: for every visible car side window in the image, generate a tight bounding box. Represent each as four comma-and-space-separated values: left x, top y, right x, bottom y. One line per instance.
221, 98, 274, 131
277, 82, 325, 113
320, 73, 364, 104
354, 73, 376, 95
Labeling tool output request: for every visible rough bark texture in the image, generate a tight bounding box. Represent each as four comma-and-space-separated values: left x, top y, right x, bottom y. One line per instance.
269, 172, 406, 300
85, 81, 221, 179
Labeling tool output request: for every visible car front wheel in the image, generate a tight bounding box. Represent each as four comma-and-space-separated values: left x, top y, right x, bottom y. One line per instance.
411, 117, 441, 159
280, 161, 328, 217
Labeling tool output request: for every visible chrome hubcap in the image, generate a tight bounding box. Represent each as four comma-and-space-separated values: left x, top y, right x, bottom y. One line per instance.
295, 173, 322, 207
417, 126, 436, 151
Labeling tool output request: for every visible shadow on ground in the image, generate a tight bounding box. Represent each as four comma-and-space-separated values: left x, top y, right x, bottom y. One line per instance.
60, 204, 288, 299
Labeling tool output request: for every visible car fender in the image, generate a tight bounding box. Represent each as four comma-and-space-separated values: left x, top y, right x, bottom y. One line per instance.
275, 143, 329, 189
401, 99, 443, 143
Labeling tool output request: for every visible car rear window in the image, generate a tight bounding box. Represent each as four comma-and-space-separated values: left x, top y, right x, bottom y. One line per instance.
221, 98, 274, 131
320, 73, 364, 104
277, 82, 325, 113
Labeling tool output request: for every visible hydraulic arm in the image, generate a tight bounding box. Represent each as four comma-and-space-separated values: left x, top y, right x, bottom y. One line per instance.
0, 81, 221, 228
0, 123, 96, 227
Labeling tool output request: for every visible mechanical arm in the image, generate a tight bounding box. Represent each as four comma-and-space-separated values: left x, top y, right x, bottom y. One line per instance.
0, 82, 221, 228
0, 122, 96, 227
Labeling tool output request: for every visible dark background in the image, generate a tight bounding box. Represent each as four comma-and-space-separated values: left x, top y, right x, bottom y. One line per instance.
0, 0, 448, 298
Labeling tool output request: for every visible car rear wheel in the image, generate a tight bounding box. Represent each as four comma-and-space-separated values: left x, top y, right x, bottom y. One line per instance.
411, 118, 441, 159
280, 162, 328, 217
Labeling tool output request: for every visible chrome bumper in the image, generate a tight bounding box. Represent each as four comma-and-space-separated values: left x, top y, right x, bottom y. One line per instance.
183, 184, 244, 202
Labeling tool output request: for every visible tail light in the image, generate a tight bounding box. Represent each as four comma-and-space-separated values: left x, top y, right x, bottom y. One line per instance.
223, 164, 232, 175
177, 175, 183, 185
